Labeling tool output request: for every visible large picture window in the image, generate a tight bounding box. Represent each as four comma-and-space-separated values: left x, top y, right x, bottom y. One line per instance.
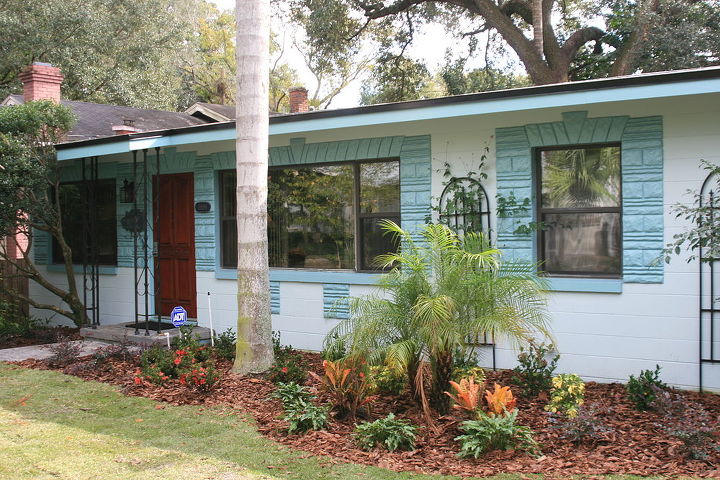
220, 159, 400, 271
537, 145, 621, 276
52, 179, 117, 266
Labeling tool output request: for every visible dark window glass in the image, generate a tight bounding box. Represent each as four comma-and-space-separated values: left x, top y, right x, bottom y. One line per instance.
538, 145, 621, 276
52, 180, 117, 265
220, 171, 237, 268
219, 160, 400, 271
268, 165, 355, 269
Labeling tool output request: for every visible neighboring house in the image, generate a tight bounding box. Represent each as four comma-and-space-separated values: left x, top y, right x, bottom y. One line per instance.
9, 62, 720, 390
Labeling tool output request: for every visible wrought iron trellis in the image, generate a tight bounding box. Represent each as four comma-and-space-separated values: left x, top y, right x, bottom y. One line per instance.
437, 176, 496, 369
699, 170, 720, 391
438, 176, 492, 238
122, 148, 163, 335
81, 156, 100, 328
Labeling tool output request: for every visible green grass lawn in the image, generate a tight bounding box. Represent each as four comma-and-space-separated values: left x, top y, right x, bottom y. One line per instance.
0, 363, 669, 480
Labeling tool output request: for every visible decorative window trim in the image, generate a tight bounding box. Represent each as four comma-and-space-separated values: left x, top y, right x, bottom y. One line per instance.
495, 111, 663, 284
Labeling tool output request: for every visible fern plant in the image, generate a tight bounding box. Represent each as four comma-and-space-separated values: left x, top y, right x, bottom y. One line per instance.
324, 221, 550, 414
283, 400, 329, 434
456, 410, 540, 458
354, 414, 418, 451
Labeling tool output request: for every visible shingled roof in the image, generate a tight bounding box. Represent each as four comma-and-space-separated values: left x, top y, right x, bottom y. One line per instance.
2, 94, 208, 142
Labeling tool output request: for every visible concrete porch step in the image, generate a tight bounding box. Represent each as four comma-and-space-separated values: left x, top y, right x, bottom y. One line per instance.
80, 322, 211, 347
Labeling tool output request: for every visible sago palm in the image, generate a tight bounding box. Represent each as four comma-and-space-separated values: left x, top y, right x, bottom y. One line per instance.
325, 220, 550, 414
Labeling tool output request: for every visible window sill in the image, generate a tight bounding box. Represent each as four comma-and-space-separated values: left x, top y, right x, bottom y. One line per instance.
46, 264, 118, 275
215, 267, 381, 285
545, 277, 622, 293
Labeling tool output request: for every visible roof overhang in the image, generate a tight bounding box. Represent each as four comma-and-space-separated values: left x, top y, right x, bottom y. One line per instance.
56, 67, 720, 161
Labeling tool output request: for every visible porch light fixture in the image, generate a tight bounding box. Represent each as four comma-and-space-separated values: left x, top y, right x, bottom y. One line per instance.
120, 179, 135, 204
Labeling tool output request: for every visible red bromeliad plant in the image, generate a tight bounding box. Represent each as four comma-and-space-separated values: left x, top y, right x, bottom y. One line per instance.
485, 384, 517, 416
445, 376, 484, 418
309, 359, 374, 419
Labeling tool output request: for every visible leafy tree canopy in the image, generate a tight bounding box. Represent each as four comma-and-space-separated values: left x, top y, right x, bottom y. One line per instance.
291, 0, 720, 92
0, 0, 193, 110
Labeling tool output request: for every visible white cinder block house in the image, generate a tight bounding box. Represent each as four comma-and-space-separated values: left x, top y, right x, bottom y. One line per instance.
12, 65, 720, 390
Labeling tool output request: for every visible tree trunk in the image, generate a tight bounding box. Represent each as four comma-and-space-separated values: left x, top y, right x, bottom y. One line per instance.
233, 0, 274, 374
532, 0, 543, 59
430, 351, 454, 415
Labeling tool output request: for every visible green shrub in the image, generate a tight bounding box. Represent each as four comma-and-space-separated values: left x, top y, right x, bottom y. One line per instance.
626, 365, 666, 411
213, 328, 236, 360
368, 365, 407, 395
321, 332, 347, 361
455, 410, 540, 458
511, 341, 559, 398
283, 400, 329, 434
271, 382, 315, 408
272, 330, 293, 358
140, 345, 175, 375
0, 302, 45, 338
545, 373, 585, 418
354, 414, 418, 452
267, 353, 308, 384
451, 365, 486, 384
179, 362, 221, 392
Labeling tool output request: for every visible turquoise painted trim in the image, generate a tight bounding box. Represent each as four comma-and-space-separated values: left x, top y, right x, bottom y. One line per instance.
46, 264, 118, 275
55, 78, 720, 162
545, 277, 622, 293
323, 284, 350, 319
495, 111, 664, 284
214, 267, 381, 285
270, 281, 280, 314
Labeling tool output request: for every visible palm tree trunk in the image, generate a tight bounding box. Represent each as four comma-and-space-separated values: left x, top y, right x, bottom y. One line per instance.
430, 351, 454, 414
232, 0, 274, 374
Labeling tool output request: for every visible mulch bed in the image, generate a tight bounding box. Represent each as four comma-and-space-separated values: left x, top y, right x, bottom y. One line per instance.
0, 327, 80, 350
10, 349, 720, 478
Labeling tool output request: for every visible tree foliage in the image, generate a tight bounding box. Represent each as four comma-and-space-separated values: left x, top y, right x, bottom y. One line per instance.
291, 0, 720, 90
0, 101, 90, 326
0, 0, 193, 109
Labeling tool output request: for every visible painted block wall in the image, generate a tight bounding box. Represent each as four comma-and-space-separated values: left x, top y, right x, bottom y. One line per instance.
29, 92, 720, 390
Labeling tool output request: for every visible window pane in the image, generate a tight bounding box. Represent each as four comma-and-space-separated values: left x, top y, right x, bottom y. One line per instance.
221, 171, 236, 218
360, 162, 400, 213
52, 180, 117, 265
542, 212, 621, 275
360, 216, 400, 270
221, 219, 237, 268
269, 165, 355, 269
541, 146, 621, 208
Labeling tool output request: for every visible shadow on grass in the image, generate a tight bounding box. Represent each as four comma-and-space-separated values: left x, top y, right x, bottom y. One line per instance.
0, 364, 481, 480
0, 364, 668, 480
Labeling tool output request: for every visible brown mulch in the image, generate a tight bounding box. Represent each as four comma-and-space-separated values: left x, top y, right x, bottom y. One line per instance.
0, 327, 80, 349
10, 351, 720, 478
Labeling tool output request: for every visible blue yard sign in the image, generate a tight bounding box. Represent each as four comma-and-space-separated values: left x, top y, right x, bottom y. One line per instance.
171, 306, 187, 327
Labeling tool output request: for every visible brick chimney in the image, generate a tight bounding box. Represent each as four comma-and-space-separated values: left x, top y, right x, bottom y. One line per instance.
111, 118, 142, 135
18, 62, 64, 103
289, 87, 309, 113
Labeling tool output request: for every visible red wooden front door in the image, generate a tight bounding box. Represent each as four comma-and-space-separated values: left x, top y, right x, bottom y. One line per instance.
154, 173, 197, 318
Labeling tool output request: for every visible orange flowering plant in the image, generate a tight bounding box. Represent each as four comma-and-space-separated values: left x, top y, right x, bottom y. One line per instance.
445, 376, 484, 418
484, 384, 517, 416
310, 358, 374, 419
